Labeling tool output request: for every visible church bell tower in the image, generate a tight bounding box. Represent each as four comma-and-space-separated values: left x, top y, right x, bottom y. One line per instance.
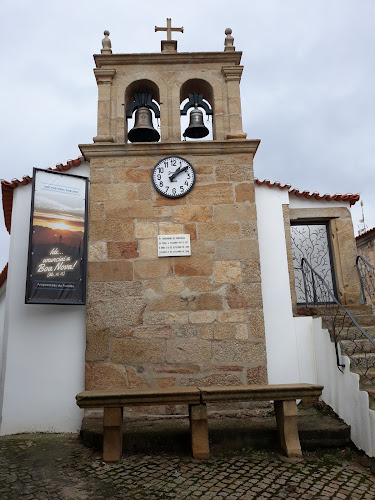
79, 21, 267, 403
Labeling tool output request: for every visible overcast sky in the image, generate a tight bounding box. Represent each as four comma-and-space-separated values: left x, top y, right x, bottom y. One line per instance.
1, 0, 374, 272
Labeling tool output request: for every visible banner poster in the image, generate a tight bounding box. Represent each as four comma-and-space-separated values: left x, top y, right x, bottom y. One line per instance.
25, 168, 88, 305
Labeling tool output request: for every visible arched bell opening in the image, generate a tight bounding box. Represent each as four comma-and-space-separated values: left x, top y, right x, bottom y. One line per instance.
180, 79, 214, 141
125, 80, 161, 143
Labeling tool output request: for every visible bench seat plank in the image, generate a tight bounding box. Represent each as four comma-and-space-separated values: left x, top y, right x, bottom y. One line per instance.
199, 384, 323, 403
76, 387, 201, 408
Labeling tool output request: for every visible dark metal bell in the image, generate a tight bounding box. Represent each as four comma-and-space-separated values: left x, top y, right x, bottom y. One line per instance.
128, 106, 160, 143
183, 105, 209, 139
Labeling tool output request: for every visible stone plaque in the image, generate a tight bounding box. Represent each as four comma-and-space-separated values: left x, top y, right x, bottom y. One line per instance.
158, 234, 191, 257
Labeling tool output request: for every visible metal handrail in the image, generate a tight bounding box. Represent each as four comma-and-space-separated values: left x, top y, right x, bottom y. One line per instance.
301, 258, 375, 384
356, 255, 375, 306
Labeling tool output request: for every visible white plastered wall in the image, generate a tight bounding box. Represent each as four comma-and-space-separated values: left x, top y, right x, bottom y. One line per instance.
288, 196, 349, 210
0, 283, 6, 379
0, 162, 89, 434
255, 184, 317, 385
256, 184, 375, 456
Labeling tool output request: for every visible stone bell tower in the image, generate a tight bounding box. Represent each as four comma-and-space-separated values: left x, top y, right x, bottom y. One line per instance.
79, 21, 267, 403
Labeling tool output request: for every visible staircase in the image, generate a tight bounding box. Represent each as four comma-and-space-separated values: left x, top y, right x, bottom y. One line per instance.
329, 306, 375, 411
298, 304, 375, 410
296, 258, 375, 456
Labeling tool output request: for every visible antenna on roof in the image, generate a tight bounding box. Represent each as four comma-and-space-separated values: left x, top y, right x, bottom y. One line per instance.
358, 200, 367, 235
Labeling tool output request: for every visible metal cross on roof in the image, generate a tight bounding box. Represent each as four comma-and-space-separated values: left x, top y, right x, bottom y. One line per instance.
155, 18, 183, 41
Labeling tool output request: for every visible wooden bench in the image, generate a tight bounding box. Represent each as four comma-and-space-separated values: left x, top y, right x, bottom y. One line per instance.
76, 383, 323, 461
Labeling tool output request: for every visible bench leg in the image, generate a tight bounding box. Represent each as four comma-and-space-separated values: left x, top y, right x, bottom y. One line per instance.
189, 403, 210, 460
274, 400, 302, 458
103, 407, 123, 462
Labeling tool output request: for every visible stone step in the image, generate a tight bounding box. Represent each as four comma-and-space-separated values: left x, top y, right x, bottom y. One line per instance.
346, 304, 373, 311
340, 339, 375, 355
298, 304, 372, 315
80, 404, 350, 455
333, 326, 375, 341
322, 314, 375, 329
351, 367, 375, 385
348, 353, 375, 370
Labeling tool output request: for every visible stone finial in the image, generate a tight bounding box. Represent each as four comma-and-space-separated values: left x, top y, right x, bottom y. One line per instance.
101, 30, 112, 55
224, 28, 235, 52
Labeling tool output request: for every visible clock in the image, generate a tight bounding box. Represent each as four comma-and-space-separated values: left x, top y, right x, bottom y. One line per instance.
152, 156, 195, 198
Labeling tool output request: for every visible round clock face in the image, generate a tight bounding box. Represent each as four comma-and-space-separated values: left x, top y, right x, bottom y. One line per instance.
152, 156, 195, 198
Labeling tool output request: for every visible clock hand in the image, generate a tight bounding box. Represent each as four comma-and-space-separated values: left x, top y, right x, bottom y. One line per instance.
169, 166, 182, 181
169, 165, 188, 181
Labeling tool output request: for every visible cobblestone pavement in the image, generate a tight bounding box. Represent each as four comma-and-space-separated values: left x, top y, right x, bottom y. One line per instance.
0, 434, 375, 499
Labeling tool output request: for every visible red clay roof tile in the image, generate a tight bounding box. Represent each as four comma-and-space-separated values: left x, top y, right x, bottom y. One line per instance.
356, 227, 375, 240
0, 263, 8, 288
254, 178, 359, 206
1, 156, 85, 234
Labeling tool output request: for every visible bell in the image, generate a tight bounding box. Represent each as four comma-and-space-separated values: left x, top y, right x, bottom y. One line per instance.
183, 105, 209, 139
128, 106, 160, 143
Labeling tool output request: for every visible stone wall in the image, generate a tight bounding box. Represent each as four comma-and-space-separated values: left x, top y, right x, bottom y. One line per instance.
84, 142, 267, 404
356, 230, 375, 267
